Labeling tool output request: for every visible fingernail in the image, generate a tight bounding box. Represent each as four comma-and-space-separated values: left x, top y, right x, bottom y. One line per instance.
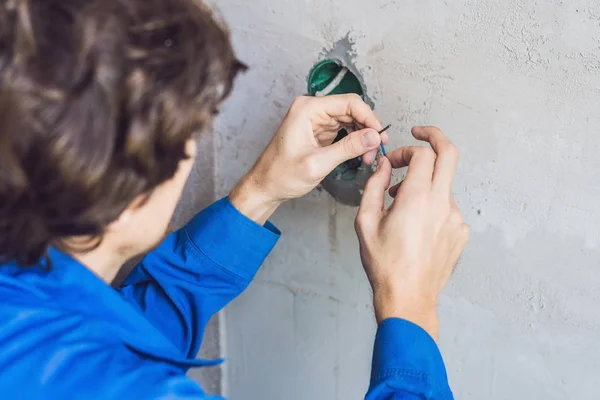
362, 130, 380, 148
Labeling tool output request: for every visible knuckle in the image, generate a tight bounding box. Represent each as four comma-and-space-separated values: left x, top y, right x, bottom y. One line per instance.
462, 224, 471, 240
343, 135, 361, 156
344, 93, 366, 111
418, 147, 436, 161
354, 213, 367, 233
290, 96, 310, 112
462, 223, 471, 235
301, 155, 321, 181
354, 214, 363, 232
444, 143, 460, 160
457, 224, 471, 246
450, 209, 464, 224
429, 126, 443, 135
355, 211, 374, 233
346, 93, 362, 102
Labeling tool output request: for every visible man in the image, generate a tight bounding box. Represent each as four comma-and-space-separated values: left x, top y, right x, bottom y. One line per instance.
0, 0, 468, 399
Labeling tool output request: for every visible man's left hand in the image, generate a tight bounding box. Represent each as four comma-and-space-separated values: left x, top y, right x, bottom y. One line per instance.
230, 94, 388, 224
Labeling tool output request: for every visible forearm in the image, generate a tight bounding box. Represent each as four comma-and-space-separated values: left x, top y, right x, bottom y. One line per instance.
120, 198, 280, 357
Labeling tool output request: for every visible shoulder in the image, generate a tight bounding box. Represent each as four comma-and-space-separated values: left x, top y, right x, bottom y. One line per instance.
0, 305, 144, 398
0, 304, 208, 399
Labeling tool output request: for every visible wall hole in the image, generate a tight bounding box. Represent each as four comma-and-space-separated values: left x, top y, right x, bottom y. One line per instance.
307, 59, 375, 207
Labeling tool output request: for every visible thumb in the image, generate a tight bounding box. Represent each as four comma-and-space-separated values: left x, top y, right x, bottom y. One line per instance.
318, 128, 381, 172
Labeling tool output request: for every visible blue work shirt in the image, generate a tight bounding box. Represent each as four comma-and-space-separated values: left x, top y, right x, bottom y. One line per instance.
0, 198, 452, 399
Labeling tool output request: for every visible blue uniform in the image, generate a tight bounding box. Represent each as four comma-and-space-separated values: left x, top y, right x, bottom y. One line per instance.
0, 198, 452, 399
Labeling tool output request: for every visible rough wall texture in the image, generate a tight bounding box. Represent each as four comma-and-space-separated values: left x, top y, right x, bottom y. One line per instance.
208, 0, 600, 398
173, 132, 223, 394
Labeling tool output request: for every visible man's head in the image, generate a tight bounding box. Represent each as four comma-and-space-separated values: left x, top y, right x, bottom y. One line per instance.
0, 0, 244, 267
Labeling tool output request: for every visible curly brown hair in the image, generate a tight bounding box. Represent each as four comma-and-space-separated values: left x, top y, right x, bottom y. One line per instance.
0, 0, 246, 266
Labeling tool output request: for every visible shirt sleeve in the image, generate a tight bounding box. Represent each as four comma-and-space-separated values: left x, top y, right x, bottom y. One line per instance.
118, 197, 280, 359
366, 318, 454, 400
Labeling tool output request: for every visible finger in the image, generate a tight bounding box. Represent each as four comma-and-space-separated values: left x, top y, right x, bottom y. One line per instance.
380, 132, 390, 145
386, 146, 429, 168
362, 149, 377, 165
305, 94, 383, 132
412, 126, 459, 192
317, 128, 381, 172
347, 121, 388, 145
315, 127, 388, 149
386, 146, 435, 188
358, 157, 392, 216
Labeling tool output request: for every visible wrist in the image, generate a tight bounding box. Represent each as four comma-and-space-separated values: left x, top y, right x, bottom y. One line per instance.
229, 172, 282, 225
372, 287, 440, 341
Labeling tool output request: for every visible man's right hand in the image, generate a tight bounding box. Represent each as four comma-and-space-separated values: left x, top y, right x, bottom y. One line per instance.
355, 126, 469, 341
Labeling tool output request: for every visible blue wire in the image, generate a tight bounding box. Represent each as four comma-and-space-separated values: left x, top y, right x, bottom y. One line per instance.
380, 142, 387, 157
378, 124, 391, 157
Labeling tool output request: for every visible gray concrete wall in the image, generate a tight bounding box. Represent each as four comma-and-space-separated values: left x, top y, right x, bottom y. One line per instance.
174, 131, 223, 395
209, 1, 600, 398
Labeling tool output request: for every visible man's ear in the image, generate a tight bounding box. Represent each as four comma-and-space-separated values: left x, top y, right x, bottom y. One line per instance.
106, 208, 133, 233
106, 192, 152, 232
